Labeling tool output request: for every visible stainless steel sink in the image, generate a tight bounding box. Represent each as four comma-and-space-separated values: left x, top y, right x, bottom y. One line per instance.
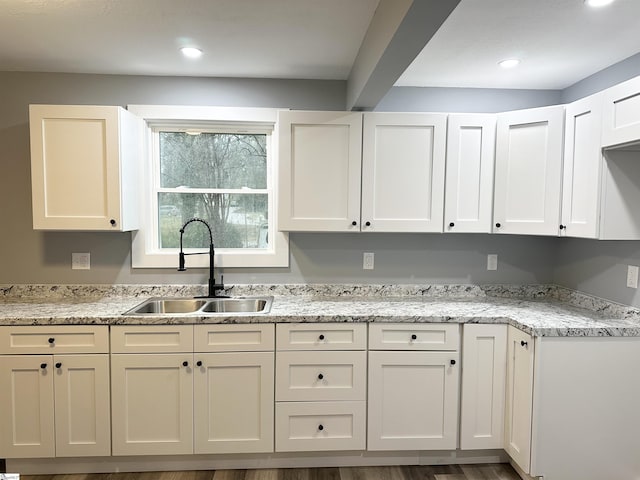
123, 296, 273, 316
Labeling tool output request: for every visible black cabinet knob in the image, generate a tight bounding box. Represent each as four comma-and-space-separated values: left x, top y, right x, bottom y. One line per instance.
48, 337, 55, 344
495, 223, 501, 228
319, 334, 325, 340
317, 373, 324, 380
318, 424, 324, 431
182, 361, 189, 367
449, 222, 455, 228
196, 361, 203, 367
411, 334, 417, 340
110, 219, 116, 226
559, 224, 566, 230
55, 362, 62, 369
351, 221, 357, 226
450, 359, 456, 365
365, 221, 371, 227
40, 363, 47, 369
521, 340, 528, 347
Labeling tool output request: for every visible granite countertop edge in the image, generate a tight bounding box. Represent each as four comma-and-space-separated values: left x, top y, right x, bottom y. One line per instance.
1, 283, 640, 337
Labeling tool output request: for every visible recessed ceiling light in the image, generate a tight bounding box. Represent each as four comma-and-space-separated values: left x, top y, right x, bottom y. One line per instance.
499, 59, 520, 69
180, 47, 203, 59
585, 0, 614, 7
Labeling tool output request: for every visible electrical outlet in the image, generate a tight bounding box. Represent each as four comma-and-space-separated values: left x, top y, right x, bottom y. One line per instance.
627, 265, 638, 288
363, 252, 374, 270
72, 253, 90, 270
487, 254, 498, 271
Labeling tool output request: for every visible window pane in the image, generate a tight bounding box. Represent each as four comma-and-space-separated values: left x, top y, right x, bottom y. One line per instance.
158, 193, 268, 249
159, 132, 267, 189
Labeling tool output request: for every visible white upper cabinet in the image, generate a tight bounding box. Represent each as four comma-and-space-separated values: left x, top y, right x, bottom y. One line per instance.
29, 105, 141, 231
602, 75, 640, 148
493, 105, 564, 236
560, 93, 604, 239
444, 114, 496, 233
361, 113, 446, 232
277, 111, 447, 233
277, 110, 363, 232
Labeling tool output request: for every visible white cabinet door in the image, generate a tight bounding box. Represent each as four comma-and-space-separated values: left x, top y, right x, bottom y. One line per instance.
111, 354, 193, 455
367, 351, 459, 451
29, 105, 141, 231
494, 106, 564, 236
505, 326, 535, 474
460, 324, 506, 450
277, 110, 363, 231
444, 114, 496, 233
561, 93, 604, 238
361, 113, 447, 232
0, 355, 55, 458
602, 75, 640, 148
194, 352, 274, 454
54, 354, 111, 457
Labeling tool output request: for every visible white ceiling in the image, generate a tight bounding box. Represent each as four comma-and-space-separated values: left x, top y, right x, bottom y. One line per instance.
0, 0, 379, 79
1, 0, 640, 92
396, 0, 640, 90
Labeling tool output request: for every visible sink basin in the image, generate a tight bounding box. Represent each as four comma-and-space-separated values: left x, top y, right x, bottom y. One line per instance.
123, 296, 273, 316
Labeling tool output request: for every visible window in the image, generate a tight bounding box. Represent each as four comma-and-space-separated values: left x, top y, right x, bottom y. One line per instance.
129, 106, 288, 268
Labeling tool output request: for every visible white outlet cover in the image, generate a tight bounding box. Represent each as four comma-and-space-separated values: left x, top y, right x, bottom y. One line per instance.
487, 254, 498, 271
363, 252, 374, 270
72, 252, 91, 270
627, 265, 638, 288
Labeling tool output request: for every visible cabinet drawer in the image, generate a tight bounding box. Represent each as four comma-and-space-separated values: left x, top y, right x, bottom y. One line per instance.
0, 326, 109, 354
276, 351, 366, 401
276, 323, 366, 351
111, 325, 193, 353
194, 323, 274, 352
368, 323, 459, 350
275, 401, 366, 452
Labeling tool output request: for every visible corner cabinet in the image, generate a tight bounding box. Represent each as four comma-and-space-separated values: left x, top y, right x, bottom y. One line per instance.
0, 326, 111, 459
602, 75, 640, 148
29, 104, 142, 231
277, 111, 447, 233
493, 105, 564, 236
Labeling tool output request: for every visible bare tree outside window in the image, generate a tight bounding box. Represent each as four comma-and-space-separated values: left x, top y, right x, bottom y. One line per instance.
157, 131, 269, 250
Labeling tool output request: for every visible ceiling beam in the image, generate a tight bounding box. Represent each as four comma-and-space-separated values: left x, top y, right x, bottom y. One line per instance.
346, 0, 461, 111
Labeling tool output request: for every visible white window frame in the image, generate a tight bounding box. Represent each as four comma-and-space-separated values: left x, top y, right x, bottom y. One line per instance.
128, 105, 289, 268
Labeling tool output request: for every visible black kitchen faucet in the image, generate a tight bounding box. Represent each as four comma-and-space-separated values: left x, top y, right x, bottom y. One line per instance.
178, 217, 227, 298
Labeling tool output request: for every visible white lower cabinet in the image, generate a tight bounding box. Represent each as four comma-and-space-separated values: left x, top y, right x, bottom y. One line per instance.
275, 323, 367, 452
504, 326, 535, 474
0, 326, 110, 459
460, 324, 507, 450
111, 324, 275, 456
367, 324, 460, 451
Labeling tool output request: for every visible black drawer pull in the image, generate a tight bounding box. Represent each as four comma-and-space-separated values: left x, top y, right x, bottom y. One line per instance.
317, 373, 324, 380
55, 362, 62, 369
450, 359, 456, 366
521, 340, 528, 347
182, 361, 189, 367
318, 424, 324, 431
196, 361, 203, 367
411, 334, 417, 340
319, 334, 325, 341
48, 337, 55, 344
40, 363, 47, 369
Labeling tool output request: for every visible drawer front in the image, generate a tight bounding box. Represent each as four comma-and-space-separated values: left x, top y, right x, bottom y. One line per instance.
369, 323, 460, 351
275, 401, 366, 452
110, 325, 193, 353
276, 351, 366, 401
0, 326, 109, 354
194, 323, 274, 352
276, 323, 366, 351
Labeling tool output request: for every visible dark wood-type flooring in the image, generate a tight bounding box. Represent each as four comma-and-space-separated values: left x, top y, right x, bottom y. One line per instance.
19, 464, 521, 480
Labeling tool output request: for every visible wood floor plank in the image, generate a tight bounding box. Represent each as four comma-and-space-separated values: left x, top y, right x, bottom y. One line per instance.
244, 469, 278, 480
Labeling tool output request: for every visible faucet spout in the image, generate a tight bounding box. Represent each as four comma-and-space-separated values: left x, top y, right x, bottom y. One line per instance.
178, 217, 226, 298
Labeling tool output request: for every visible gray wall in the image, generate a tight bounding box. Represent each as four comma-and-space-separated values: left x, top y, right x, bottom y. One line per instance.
4, 68, 640, 309
0, 71, 557, 288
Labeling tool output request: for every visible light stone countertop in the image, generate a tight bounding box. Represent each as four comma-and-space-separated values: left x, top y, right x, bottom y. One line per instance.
1, 283, 640, 337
